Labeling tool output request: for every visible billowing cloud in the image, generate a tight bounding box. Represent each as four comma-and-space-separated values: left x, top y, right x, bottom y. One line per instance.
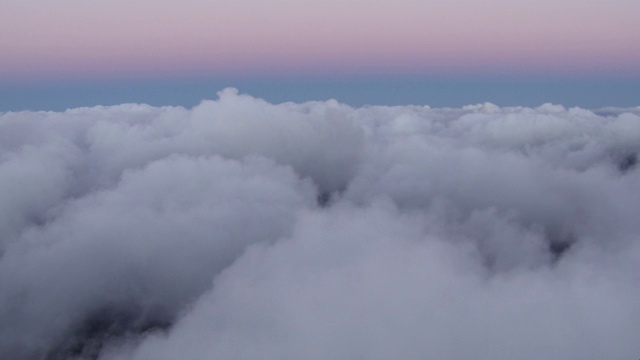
0, 90, 639, 360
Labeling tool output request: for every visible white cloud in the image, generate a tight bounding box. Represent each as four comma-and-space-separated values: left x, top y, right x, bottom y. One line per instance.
0, 90, 639, 359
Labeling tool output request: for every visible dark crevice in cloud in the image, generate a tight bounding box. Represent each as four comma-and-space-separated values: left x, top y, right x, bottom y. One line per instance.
316, 191, 332, 207
544, 225, 577, 263
315, 188, 345, 208
617, 152, 637, 173
44, 305, 172, 360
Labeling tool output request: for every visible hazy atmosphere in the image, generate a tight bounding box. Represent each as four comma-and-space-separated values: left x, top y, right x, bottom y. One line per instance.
1, 0, 639, 109
1, 0, 639, 359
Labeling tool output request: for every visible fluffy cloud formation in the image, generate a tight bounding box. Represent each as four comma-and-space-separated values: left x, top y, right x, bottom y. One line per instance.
0, 90, 639, 360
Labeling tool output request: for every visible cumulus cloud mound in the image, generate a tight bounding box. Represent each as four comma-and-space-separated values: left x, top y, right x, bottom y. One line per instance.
1, 89, 639, 360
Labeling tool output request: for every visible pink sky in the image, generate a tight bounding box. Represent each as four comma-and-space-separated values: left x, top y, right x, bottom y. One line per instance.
2, 0, 639, 81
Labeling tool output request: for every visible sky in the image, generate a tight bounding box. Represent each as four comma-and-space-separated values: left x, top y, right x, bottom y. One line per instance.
1, 0, 639, 108
2, 2, 640, 358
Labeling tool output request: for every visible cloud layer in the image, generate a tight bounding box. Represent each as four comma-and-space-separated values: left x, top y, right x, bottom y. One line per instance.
1, 90, 639, 360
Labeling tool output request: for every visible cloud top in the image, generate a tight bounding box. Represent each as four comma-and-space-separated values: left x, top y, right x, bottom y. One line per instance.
1, 90, 639, 360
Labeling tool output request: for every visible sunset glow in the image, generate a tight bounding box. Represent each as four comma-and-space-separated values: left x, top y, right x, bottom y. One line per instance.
2, 0, 639, 81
